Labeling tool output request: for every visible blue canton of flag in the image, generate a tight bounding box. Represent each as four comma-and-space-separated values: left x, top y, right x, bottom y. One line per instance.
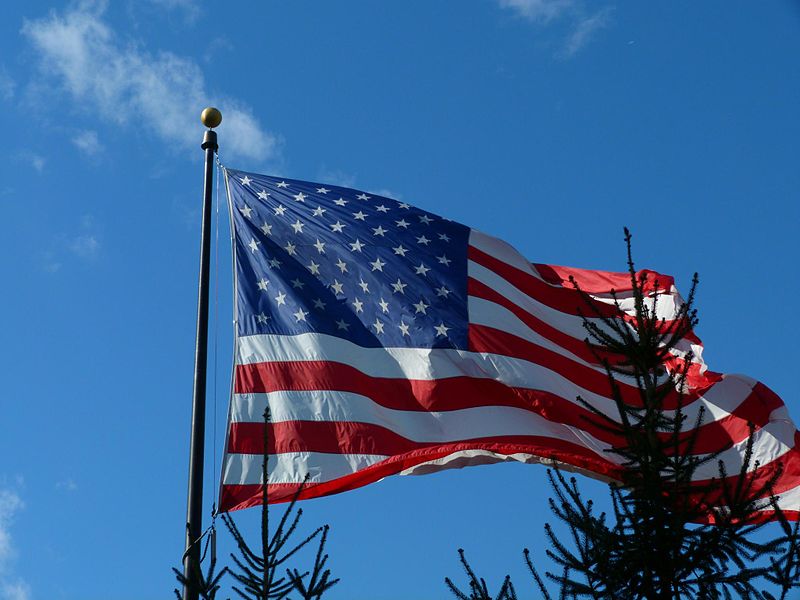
225, 169, 469, 350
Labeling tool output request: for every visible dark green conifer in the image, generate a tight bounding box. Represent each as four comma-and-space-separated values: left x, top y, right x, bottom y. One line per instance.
220, 408, 339, 599
448, 230, 800, 599
173, 522, 227, 600
174, 408, 338, 599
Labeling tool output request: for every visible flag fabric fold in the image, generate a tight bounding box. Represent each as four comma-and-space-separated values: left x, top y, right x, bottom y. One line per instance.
219, 167, 798, 518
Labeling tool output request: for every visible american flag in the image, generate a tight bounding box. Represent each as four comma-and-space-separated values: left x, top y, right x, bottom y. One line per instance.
219, 168, 799, 518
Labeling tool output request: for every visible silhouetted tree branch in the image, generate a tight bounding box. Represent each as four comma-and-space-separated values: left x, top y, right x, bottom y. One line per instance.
447, 229, 800, 599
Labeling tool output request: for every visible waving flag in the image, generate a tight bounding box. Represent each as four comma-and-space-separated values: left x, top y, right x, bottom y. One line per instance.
219, 168, 799, 517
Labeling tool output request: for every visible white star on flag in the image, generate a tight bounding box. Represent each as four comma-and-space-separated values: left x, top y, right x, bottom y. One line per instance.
413, 299, 429, 314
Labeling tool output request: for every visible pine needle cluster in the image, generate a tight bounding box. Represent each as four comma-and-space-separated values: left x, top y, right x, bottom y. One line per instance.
175, 408, 339, 600
447, 230, 800, 599
174, 523, 227, 600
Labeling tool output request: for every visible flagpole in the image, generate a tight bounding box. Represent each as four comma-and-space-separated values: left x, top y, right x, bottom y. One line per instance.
183, 107, 221, 600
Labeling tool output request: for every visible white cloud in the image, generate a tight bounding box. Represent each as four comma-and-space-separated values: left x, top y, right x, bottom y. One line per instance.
17, 151, 45, 173
560, 7, 613, 58
147, 0, 201, 23
203, 36, 234, 64
68, 214, 102, 259
0, 68, 15, 101
68, 234, 100, 258
22, 3, 278, 163
0, 490, 23, 568
0, 488, 28, 600
497, 0, 613, 57
56, 478, 78, 492
368, 188, 402, 200
314, 167, 401, 200
41, 214, 103, 269
316, 167, 356, 189
41, 252, 62, 273
73, 129, 103, 156
498, 0, 574, 22
1, 581, 30, 600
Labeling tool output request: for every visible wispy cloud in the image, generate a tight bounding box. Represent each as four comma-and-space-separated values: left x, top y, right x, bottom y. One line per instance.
56, 478, 78, 492
203, 36, 233, 64
68, 214, 101, 259
367, 188, 402, 200
147, 0, 201, 23
40, 251, 62, 273
42, 214, 103, 271
316, 167, 357, 189
72, 129, 103, 157
0, 68, 15, 101
1, 581, 31, 600
560, 7, 613, 58
497, 0, 613, 58
22, 3, 278, 163
315, 167, 402, 200
68, 234, 100, 258
0, 490, 23, 567
17, 150, 45, 173
0, 488, 29, 600
498, 0, 575, 23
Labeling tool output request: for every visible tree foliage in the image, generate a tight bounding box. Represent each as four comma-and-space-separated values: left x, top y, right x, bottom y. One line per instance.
448, 229, 800, 599
174, 522, 227, 600
175, 408, 339, 599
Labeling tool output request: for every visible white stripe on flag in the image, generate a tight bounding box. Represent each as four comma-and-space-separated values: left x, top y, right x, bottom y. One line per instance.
468, 258, 608, 339
692, 414, 795, 480
229, 390, 618, 455
235, 333, 756, 428
223, 451, 389, 486
469, 229, 539, 275
468, 295, 608, 370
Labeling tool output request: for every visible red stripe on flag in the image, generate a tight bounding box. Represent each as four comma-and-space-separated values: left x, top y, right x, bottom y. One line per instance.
534, 263, 675, 296
686, 440, 800, 508
469, 324, 656, 405
229, 420, 616, 459
220, 439, 624, 511
468, 324, 722, 409
235, 359, 775, 451
236, 359, 582, 413
468, 246, 618, 317
468, 277, 622, 367
229, 381, 779, 461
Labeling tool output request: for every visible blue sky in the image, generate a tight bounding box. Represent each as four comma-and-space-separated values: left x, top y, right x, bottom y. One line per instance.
0, 1, 798, 598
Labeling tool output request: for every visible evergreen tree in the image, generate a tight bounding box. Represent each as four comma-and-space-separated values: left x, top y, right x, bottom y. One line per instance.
173, 522, 227, 600
220, 408, 339, 600
174, 407, 339, 600
447, 230, 800, 599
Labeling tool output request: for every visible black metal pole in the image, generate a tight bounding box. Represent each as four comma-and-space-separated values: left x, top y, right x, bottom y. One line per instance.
182, 121, 218, 600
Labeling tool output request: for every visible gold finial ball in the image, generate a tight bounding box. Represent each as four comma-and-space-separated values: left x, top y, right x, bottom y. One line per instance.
201, 107, 222, 129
